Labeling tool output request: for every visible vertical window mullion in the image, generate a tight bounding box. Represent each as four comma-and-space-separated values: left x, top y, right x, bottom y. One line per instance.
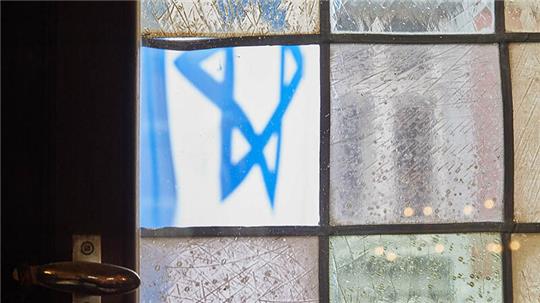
500, 39, 516, 303
497, 0, 514, 301
319, 1, 331, 303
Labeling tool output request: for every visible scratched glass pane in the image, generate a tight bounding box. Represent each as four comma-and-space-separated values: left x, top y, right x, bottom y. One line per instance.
330, 233, 503, 303
505, 0, 540, 32
141, 0, 319, 38
331, 0, 495, 34
511, 43, 540, 223
330, 44, 504, 225
511, 233, 540, 303
141, 237, 319, 302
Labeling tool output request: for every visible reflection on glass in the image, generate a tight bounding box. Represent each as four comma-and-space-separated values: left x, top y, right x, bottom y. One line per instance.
140, 45, 320, 227
511, 43, 540, 223
330, 44, 504, 225
141, 0, 319, 38
331, 0, 494, 34
512, 234, 540, 303
505, 0, 540, 32
330, 233, 503, 303
141, 237, 319, 302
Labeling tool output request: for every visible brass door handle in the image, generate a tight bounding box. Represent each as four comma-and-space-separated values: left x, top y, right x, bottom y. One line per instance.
13, 261, 140, 296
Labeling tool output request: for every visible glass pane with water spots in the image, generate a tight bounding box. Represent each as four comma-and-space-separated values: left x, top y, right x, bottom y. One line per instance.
330, 233, 503, 303
330, 44, 504, 225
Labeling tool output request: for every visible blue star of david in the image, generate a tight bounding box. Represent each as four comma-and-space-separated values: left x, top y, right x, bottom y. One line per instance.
175, 46, 303, 207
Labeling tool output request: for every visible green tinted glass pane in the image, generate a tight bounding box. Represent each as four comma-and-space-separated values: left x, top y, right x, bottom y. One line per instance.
330, 233, 503, 303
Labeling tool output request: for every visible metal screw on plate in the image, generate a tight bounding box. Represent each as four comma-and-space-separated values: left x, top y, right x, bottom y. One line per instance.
80, 241, 95, 256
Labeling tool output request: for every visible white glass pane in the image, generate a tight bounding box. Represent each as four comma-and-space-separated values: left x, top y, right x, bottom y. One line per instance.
141, 237, 319, 302
331, 0, 495, 34
330, 44, 504, 225
142, 0, 320, 38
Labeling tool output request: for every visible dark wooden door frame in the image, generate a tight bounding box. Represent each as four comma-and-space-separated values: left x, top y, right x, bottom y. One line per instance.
2, 2, 138, 303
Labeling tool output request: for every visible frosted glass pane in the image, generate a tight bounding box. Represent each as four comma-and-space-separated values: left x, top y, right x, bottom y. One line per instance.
331, 0, 494, 34
511, 43, 540, 223
330, 233, 503, 303
141, 237, 319, 302
511, 233, 540, 303
505, 0, 540, 32
330, 44, 504, 225
141, 0, 319, 38
140, 45, 320, 228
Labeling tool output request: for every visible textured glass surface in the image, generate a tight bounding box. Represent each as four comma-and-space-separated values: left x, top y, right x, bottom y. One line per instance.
330, 44, 504, 225
331, 0, 494, 34
511, 43, 540, 223
140, 45, 320, 227
330, 233, 503, 303
141, 0, 319, 38
511, 233, 540, 303
505, 0, 540, 32
141, 237, 318, 302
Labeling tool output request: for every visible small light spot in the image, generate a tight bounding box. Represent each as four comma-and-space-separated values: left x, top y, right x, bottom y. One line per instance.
423, 206, 433, 216
435, 244, 445, 253
386, 252, 397, 261
487, 242, 502, 254
403, 207, 415, 217
484, 198, 495, 209
374, 246, 385, 256
463, 205, 474, 216
509, 240, 521, 251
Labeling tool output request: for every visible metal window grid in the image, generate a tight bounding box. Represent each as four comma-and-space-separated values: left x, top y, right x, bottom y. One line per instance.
140, 1, 540, 302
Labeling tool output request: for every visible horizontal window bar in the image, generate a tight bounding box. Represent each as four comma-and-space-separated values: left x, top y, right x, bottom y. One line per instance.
142, 33, 540, 50
329, 223, 505, 235
142, 35, 320, 51
140, 223, 540, 238
511, 223, 540, 233
140, 226, 323, 237
331, 33, 540, 44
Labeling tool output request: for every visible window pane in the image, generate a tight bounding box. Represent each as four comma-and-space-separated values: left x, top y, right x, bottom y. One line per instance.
505, 0, 540, 32
331, 0, 495, 34
140, 45, 320, 227
330, 44, 504, 225
330, 233, 503, 303
141, 237, 319, 302
141, 0, 319, 38
511, 233, 540, 303
511, 43, 540, 223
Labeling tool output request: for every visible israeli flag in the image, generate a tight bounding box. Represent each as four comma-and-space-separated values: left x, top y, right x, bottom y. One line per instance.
140, 45, 320, 227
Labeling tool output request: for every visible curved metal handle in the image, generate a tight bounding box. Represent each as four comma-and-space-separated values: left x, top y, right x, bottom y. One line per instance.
13, 261, 140, 296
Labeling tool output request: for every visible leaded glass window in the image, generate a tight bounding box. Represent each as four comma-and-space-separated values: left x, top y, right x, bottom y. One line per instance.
139, 1, 540, 302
